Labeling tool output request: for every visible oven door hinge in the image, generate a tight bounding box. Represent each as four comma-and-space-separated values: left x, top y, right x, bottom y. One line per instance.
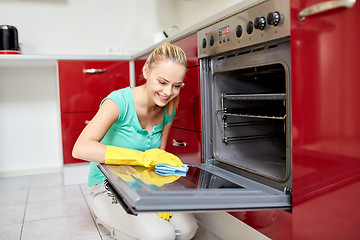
201, 59, 211, 72
205, 158, 216, 165
283, 187, 292, 196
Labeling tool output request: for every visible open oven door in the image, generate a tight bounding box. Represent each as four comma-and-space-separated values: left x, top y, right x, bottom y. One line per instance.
98, 163, 291, 215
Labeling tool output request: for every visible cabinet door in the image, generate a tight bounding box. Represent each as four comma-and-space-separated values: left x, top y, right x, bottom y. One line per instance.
58, 61, 130, 113
165, 127, 202, 164
291, 0, 360, 238
173, 34, 199, 68
61, 112, 96, 164
172, 66, 201, 132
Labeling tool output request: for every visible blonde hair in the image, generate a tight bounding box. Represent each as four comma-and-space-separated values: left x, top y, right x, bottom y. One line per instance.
145, 42, 187, 116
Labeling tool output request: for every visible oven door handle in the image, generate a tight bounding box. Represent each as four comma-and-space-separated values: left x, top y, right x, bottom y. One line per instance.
298, 0, 356, 21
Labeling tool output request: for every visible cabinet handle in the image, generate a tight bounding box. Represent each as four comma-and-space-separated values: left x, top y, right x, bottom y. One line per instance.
172, 139, 187, 147
83, 68, 107, 74
298, 0, 356, 21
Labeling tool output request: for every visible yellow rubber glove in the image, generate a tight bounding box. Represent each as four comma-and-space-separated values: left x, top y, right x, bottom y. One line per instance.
105, 146, 183, 167
158, 212, 172, 221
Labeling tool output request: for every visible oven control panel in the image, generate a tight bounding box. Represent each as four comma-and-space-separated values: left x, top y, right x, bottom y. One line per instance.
197, 0, 290, 58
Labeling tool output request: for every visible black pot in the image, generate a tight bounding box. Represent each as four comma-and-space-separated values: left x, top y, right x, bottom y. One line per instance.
0, 25, 20, 54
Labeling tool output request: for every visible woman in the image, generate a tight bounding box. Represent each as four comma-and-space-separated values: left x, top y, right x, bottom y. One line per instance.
72, 42, 198, 240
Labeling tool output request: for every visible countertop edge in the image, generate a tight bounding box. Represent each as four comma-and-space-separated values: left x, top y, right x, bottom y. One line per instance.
0, 55, 132, 67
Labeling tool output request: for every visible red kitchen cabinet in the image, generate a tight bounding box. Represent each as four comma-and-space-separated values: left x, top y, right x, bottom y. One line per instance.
172, 66, 201, 132
61, 112, 96, 164
290, 0, 360, 239
58, 60, 130, 164
58, 61, 129, 113
165, 127, 202, 164
173, 34, 199, 68
134, 57, 147, 86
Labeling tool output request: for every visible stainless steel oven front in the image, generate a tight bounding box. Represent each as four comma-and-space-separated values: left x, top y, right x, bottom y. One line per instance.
198, 0, 291, 192
98, 0, 291, 215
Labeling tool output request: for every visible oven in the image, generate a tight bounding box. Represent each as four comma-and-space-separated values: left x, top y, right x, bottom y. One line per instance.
98, 0, 292, 215
199, 0, 291, 193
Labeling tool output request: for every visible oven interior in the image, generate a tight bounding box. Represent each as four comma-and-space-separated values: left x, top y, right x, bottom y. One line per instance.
202, 41, 291, 191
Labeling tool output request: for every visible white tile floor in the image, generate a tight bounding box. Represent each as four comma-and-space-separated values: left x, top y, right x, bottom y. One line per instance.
0, 172, 220, 240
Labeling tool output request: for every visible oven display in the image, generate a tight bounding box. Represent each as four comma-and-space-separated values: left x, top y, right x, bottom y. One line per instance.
219, 25, 230, 36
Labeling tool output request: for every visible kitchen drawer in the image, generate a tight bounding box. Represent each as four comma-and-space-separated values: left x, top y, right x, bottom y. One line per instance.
58, 61, 130, 113
61, 112, 96, 164
165, 127, 202, 164
172, 66, 201, 132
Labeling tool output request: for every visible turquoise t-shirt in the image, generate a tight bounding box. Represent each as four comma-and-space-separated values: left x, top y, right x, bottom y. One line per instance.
88, 87, 176, 187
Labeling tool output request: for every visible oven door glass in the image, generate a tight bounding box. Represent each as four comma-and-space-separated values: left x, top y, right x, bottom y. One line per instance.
98, 163, 291, 214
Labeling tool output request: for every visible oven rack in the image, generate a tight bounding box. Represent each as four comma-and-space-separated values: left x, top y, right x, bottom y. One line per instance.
218, 93, 287, 120
218, 92, 287, 143
216, 110, 287, 120
221, 93, 286, 101
223, 133, 284, 143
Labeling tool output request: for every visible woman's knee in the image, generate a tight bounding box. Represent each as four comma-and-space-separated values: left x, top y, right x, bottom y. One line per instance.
138, 221, 176, 240
170, 213, 198, 240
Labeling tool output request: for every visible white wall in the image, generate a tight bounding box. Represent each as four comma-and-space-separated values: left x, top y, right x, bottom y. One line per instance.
0, 0, 176, 55
0, 0, 244, 55
174, 0, 244, 31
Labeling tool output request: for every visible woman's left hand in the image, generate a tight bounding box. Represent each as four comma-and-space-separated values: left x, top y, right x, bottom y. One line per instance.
143, 149, 184, 167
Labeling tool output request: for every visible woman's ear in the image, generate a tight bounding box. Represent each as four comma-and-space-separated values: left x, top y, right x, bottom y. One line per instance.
142, 63, 149, 80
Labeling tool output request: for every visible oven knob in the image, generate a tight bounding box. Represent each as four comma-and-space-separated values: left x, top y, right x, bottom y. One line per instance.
202, 38, 207, 48
209, 35, 215, 46
267, 12, 281, 26
254, 17, 266, 30
246, 21, 254, 34
236, 25, 243, 38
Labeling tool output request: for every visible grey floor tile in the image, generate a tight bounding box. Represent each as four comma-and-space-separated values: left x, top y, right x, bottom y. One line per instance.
0, 175, 30, 193
27, 185, 83, 203
0, 204, 26, 226
21, 214, 100, 240
24, 198, 89, 222
0, 190, 28, 207
0, 223, 22, 240
29, 172, 63, 190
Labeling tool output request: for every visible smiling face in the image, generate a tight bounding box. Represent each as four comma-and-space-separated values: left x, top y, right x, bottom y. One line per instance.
143, 60, 186, 108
